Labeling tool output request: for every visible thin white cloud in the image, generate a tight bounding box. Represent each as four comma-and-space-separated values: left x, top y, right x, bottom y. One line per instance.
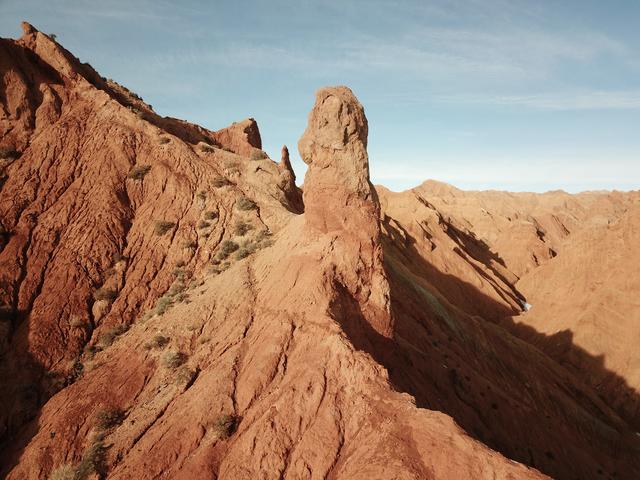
436, 91, 640, 110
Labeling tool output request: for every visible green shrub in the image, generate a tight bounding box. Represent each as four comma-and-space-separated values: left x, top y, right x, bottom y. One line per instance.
127, 165, 151, 180
212, 176, 229, 188
234, 221, 253, 236
250, 150, 268, 161
94, 287, 117, 302
236, 196, 257, 211
212, 414, 238, 439
95, 407, 124, 430
154, 220, 175, 236
162, 351, 187, 369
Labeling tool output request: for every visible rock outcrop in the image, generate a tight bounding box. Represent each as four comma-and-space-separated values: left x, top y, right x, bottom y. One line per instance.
299, 86, 391, 337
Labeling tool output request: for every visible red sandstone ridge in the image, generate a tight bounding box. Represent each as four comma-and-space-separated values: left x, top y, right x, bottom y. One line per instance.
1, 22, 640, 480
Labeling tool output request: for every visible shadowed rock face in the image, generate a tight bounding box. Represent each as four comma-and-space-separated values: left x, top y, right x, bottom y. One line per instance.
1, 23, 640, 480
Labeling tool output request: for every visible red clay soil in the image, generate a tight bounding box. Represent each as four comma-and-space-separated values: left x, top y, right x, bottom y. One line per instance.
1, 22, 639, 480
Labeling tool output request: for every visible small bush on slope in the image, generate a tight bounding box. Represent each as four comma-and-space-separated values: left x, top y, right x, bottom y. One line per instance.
154, 220, 175, 236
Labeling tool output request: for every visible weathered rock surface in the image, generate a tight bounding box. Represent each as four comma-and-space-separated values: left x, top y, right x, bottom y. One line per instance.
1, 23, 639, 480
0, 22, 301, 445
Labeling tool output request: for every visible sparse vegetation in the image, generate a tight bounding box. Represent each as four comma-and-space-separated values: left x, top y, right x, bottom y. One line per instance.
132, 108, 150, 121
94, 287, 117, 302
154, 220, 176, 236
250, 150, 268, 161
155, 295, 174, 315
175, 366, 196, 385
49, 435, 108, 480
173, 267, 186, 280
212, 176, 229, 188
95, 407, 124, 431
212, 414, 238, 439
204, 211, 218, 220
196, 190, 207, 202
224, 159, 240, 174
236, 196, 257, 211
183, 239, 198, 249
217, 240, 239, 260
162, 351, 187, 369
235, 246, 253, 260
198, 220, 210, 229
75, 438, 107, 480
48, 464, 75, 480
0, 147, 21, 160
150, 334, 170, 349
69, 316, 84, 328
97, 324, 129, 348
200, 143, 216, 153
158, 136, 171, 145
167, 281, 186, 297
112, 252, 127, 263
234, 220, 253, 236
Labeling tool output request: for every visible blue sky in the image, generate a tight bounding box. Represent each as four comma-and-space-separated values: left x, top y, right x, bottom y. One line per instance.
1, 0, 639, 192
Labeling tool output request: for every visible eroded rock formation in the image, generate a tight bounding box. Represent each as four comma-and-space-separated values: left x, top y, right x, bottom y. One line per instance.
1, 23, 639, 480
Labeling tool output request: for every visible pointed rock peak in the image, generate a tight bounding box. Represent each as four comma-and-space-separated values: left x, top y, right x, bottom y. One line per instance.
237, 117, 262, 149
298, 86, 378, 233
21, 22, 37, 36
212, 117, 262, 156
280, 145, 295, 181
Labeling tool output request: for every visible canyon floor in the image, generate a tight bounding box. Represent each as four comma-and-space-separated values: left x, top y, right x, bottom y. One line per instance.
1, 23, 639, 480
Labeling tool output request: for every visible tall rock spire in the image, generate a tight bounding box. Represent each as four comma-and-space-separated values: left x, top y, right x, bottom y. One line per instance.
298, 86, 392, 336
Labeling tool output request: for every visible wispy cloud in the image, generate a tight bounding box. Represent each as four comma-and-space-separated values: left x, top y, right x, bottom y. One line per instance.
436, 90, 640, 110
